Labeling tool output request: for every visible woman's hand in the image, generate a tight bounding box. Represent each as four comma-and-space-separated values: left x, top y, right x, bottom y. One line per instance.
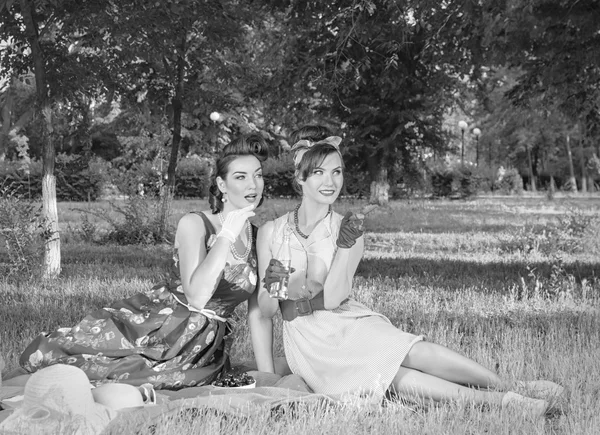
262, 259, 295, 290
336, 211, 365, 249
218, 204, 255, 242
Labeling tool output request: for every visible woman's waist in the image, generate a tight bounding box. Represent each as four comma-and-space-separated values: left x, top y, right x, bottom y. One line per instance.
167, 289, 239, 320
286, 279, 324, 300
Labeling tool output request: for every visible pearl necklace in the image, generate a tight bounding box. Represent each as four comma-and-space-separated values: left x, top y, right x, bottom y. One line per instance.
218, 212, 252, 260
293, 204, 331, 239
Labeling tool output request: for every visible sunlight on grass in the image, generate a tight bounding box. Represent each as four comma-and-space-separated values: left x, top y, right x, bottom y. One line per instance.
1, 196, 599, 434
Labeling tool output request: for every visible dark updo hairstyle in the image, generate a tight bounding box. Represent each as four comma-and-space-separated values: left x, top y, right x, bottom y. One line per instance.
292, 143, 344, 195
208, 133, 269, 213
289, 125, 333, 146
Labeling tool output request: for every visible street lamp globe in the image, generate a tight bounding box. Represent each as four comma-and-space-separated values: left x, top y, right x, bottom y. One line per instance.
458, 120, 468, 131
473, 127, 481, 137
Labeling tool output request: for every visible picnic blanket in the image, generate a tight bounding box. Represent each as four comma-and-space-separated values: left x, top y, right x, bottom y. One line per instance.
0, 370, 376, 432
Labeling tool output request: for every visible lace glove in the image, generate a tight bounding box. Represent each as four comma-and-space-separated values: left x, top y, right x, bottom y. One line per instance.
336, 211, 365, 249
263, 259, 295, 290
217, 204, 255, 243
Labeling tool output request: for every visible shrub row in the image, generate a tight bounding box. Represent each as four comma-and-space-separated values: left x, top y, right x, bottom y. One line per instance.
0, 154, 212, 201
429, 164, 524, 198
2, 154, 535, 203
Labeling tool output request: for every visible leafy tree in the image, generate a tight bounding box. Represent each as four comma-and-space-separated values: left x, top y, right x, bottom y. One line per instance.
0, 0, 119, 277
80, 0, 269, 234
482, 0, 600, 191
266, 0, 485, 204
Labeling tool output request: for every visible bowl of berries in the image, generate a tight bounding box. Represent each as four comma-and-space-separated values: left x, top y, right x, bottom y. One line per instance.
211, 372, 256, 389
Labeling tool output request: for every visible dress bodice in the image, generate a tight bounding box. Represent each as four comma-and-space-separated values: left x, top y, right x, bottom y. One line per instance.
270, 211, 342, 300
168, 212, 258, 318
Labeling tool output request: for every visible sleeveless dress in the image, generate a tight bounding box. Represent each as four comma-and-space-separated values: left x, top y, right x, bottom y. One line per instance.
20, 212, 258, 390
270, 212, 423, 400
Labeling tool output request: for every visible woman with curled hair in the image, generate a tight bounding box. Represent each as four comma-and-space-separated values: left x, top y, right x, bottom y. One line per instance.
18, 134, 275, 389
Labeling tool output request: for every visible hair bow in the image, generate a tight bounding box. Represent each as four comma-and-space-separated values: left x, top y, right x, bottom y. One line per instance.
291, 136, 342, 166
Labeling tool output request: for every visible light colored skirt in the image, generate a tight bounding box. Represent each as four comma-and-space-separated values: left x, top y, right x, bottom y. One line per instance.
283, 298, 423, 400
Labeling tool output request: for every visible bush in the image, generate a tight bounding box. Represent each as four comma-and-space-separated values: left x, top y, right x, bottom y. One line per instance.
55, 154, 112, 201
494, 167, 523, 194
77, 195, 173, 245
0, 154, 111, 201
430, 164, 478, 199
498, 208, 600, 256
110, 160, 162, 197
262, 155, 296, 198
109, 156, 211, 199
0, 185, 45, 279
343, 167, 370, 198
174, 156, 211, 199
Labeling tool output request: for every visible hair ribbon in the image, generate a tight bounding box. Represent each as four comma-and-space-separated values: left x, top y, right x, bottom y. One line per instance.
291, 136, 342, 166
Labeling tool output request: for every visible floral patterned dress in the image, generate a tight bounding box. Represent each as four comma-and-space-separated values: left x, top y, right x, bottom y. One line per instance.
20, 212, 258, 390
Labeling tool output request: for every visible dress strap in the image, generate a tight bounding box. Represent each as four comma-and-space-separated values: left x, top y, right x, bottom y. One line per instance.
190, 211, 216, 246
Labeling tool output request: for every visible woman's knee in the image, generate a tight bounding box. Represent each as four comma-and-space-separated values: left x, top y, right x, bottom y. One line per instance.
403, 340, 435, 368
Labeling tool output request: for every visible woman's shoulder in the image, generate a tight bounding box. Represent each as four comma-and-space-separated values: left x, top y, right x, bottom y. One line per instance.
178, 210, 208, 224
176, 210, 215, 236
260, 211, 291, 227
258, 212, 290, 237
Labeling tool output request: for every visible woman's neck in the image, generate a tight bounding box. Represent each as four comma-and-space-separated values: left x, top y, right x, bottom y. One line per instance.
296, 201, 330, 227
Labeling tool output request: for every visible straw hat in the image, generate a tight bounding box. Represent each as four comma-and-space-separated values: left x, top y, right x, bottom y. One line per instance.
0, 364, 118, 435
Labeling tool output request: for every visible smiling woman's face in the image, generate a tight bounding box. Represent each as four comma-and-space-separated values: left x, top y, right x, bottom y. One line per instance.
218, 155, 264, 210
298, 151, 343, 206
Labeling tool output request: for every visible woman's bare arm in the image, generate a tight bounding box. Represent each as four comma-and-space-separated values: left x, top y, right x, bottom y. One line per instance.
175, 213, 232, 310
256, 220, 280, 318
247, 288, 275, 372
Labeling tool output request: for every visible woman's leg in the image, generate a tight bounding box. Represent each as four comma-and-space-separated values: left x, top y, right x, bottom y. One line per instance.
402, 341, 503, 389
390, 366, 548, 416
391, 365, 504, 406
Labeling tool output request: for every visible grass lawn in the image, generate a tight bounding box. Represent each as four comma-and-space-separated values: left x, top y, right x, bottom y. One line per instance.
1, 195, 600, 434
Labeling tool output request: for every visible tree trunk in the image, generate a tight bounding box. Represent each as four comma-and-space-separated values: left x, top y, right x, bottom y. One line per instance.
526, 145, 536, 192
21, 0, 60, 278
579, 125, 587, 193
0, 79, 14, 161
369, 166, 390, 206
565, 134, 578, 192
548, 175, 556, 200
41, 104, 60, 276
159, 36, 186, 239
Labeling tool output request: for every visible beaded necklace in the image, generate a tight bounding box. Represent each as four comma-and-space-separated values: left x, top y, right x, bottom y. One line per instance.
293, 204, 331, 239
218, 212, 252, 260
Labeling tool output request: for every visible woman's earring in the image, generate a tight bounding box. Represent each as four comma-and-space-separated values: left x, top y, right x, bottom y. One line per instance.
222, 193, 228, 203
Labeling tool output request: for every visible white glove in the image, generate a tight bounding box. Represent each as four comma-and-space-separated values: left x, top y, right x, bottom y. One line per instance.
218, 204, 255, 243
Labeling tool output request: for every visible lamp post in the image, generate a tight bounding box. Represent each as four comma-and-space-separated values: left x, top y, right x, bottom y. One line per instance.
458, 120, 468, 165
473, 127, 481, 166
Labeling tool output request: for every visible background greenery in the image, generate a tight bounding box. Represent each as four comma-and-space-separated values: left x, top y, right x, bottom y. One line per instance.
2, 0, 600, 204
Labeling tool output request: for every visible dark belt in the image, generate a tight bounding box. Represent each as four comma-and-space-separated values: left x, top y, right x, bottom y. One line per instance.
279, 292, 326, 322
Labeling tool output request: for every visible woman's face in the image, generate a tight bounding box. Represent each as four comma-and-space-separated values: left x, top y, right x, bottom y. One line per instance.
218, 155, 264, 210
298, 151, 343, 206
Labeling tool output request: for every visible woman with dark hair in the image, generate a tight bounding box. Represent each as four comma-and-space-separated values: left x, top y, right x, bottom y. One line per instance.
257, 135, 563, 416
18, 134, 274, 389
